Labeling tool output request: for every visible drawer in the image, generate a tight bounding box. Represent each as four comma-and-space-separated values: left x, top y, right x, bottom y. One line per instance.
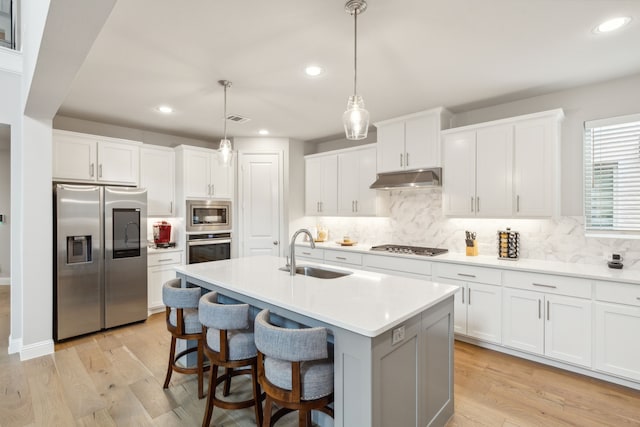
294, 246, 323, 260
435, 262, 500, 285
363, 254, 431, 276
595, 281, 640, 307
324, 249, 363, 266
148, 251, 182, 267
503, 270, 591, 299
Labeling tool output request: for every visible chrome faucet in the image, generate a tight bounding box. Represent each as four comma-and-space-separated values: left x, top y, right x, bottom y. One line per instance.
289, 229, 316, 276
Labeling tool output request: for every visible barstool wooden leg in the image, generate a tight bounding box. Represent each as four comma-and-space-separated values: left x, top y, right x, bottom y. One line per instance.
202, 364, 219, 427
223, 367, 233, 396
251, 362, 263, 427
163, 335, 176, 389
197, 338, 205, 398
263, 395, 272, 427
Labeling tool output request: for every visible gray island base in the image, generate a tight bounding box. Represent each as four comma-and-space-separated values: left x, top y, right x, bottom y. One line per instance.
175, 256, 457, 426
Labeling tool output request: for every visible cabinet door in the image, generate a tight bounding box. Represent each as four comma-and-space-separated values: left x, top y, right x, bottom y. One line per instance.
404, 113, 439, 169
435, 277, 467, 335
305, 156, 323, 215
98, 140, 139, 185
183, 149, 212, 198
319, 155, 338, 215
545, 295, 592, 367
148, 266, 176, 312
442, 131, 476, 216
140, 147, 175, 216
514, 118, 555, 217
595, 302, 640, 381
502, 288, 544, 355
337, 150, 360, 216
356, 146, 378, 215
377, 121, 405, 173
475, 125, 513, 217
52, 132, 97, 182
466, 282, 502, 344
210, 160, 234, 199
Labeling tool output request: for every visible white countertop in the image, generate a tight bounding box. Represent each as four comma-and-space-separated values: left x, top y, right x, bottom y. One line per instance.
147, 246, 183, 254
174, 255, 458, 337
297, 241, 640, 285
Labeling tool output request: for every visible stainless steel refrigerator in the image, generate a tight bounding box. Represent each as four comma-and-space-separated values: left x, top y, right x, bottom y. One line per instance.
54, 184, 148, 341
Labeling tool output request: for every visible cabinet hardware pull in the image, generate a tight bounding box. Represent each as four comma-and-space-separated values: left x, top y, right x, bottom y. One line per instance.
352, 200, 355, 212
158, 258, 173, 262
355, 200, 358, 212
406, 152, 409, 166
461, 287, 465, 304
476, 196, 479, 212
468, 288, 471, 305
533, 283, 557, 289
317, 202, 320, 212
336, 256, 347, 260
400, 153, 403, 167
211, 184, 214, 195
320, 201, 323, 212
538, 299, 541, 319
90, 163, 95, 177
99, 164, 103, 178
457, 273, 476, 278
471, 197, 474, 212
547, 300, 550, 321
636, 297, 640, 301
302, 251, 311, 255
517, 195, 520, 212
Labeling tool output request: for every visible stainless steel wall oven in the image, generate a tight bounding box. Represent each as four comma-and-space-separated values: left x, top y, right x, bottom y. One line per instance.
186, 232, 232, 264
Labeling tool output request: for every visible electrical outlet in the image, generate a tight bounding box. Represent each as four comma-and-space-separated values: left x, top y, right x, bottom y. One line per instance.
391, 326, 405, 345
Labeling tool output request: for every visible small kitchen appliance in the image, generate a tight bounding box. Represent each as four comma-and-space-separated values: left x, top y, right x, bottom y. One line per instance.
370, 244, 448, 257
153, 221, 172, 246
607, 253, 624, 269
186, 199, 231, 232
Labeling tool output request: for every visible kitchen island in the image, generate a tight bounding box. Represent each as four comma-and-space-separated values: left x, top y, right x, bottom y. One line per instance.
175, 255, 459, 427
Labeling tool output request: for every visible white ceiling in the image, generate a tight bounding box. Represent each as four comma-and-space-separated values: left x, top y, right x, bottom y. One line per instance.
57, 0, 640, 143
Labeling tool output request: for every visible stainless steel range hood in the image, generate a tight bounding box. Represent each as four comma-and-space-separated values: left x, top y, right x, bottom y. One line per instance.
369, 168, 442, 190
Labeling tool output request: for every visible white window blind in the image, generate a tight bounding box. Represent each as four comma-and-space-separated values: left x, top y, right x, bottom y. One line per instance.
584, 113, 640, 233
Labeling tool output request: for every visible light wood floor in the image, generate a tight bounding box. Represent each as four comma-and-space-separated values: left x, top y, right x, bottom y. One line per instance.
1, 286, 639, 426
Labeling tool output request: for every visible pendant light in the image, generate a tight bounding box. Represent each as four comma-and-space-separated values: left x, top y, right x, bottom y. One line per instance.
218, 79, 233, 166
343, 0, 370, 140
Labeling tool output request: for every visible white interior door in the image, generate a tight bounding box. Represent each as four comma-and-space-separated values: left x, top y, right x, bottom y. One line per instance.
239, 153, 281, 257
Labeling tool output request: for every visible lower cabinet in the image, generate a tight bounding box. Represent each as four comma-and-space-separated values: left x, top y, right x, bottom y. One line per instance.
148, 251, 183, 313
502, 288, 592, 367
594, 281, 640, 381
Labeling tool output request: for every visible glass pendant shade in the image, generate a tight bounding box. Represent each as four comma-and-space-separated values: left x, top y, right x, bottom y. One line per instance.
343, 95, 369, 140
218, 138, 232, 165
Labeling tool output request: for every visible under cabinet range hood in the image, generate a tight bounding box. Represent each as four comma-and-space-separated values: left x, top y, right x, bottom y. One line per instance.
369, 168, 442, 190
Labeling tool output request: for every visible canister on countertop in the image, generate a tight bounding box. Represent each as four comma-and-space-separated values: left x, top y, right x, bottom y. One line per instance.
497, 227, 519, 260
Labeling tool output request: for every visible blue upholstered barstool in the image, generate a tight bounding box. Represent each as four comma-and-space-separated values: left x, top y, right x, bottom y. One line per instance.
254, 309, 334, 427
162, 278, 207, 399
199, 292, 263, 427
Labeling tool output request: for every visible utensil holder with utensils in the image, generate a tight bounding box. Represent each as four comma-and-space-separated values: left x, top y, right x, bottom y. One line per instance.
498, 228, 519, 260
465, 231, 478, 256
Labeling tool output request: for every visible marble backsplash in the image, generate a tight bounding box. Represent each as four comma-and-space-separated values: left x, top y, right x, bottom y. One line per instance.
294, 188, 640, 270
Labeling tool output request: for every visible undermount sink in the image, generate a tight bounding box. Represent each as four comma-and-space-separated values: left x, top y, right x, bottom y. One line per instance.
279, 265, 353, 279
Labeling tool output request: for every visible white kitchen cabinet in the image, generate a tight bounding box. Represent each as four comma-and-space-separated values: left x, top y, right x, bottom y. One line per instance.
375, 107, 451, 173
337, 145, 377, 216
502, 287, 592, 367
594, 281, 640, 381
362, 253, 432, 279
140, 145, 175, 216
442, 109, 562, 218
305, 154, 337, 215
434, 263, 502, 344
442, 124, 513, 217
175, 145, 234, 200
52, 130, 140, 185
323, 249, 363, 268
147, 250, 183, 313
513, 117, 560, 217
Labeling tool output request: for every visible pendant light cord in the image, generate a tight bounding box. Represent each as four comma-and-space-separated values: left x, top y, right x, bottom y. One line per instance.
223, 82, 228, 140
353, 9, 358, 96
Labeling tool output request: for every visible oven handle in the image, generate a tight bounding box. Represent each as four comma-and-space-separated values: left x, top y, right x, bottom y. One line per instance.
188, 239, 232, 247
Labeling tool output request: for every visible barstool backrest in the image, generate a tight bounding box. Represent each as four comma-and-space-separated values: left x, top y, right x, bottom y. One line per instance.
162, 278, 200, 309
199, 292, 250, 330
254, 309, 328, 362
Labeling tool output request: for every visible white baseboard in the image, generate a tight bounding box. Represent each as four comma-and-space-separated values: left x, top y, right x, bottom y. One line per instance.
8, 335, 22, 354
0, 277, 10, 285
19, 339, 54, 361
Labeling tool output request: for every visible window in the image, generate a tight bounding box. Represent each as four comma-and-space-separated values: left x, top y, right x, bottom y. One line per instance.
584, 113, 640, 234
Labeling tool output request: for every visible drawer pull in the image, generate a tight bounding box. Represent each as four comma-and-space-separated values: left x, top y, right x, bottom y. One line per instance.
547, 300, 550, 321
538, 299, 541, 319
457, 273, 476, 278
336, 256, 347, 261
533, 283, 557, 289
302, 251, 311, 255
158, 258, 173, 262
468, 288, 471, 305
637, 297, 640, 301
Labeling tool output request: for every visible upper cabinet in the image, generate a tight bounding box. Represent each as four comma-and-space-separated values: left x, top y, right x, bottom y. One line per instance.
175, 145, 234, 200
375, 107, 452, 173
337, 145, 378, 216
52, 130, 140, 186
305, 153, 338, 215
442, 109, 563, 218
140, 145, 175, 216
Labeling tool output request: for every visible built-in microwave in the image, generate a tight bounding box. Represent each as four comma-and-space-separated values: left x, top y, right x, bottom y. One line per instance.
186, 199, 232, 232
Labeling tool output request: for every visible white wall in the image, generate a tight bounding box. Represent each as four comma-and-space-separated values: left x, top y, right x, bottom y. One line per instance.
0, 127, 9, 283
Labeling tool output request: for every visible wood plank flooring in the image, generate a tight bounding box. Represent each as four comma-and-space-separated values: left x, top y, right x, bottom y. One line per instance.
1, 286, 639, 426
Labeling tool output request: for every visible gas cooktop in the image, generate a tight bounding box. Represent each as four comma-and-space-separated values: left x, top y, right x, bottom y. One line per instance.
370, 244, 448, 257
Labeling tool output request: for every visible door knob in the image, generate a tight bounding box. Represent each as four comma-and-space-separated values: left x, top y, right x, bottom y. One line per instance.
273, 241, 279, 246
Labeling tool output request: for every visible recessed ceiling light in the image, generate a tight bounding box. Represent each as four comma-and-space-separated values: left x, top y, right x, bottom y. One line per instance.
594, 16, 631, 34
258, 129, 269, 135
305, 65, 324, 77
157, 105, 174, 114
